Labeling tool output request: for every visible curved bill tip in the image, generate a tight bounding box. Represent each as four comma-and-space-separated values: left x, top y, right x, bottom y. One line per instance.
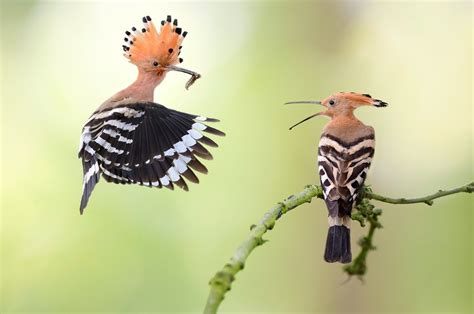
288, 112, 322, 130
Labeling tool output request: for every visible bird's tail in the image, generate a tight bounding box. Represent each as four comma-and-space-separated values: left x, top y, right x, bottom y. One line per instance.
324, 221, 351, 263
324, 199, 352, 263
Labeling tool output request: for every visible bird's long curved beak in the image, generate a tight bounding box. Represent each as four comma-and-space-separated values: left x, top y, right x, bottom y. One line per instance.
285, 100, 322, 105
166, 65, 201, 90
285, 100, 324, 130
288, 112, 323, 130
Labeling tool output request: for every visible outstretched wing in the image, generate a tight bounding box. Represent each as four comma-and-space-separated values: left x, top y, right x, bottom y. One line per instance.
317, 133, 375, 217
78, 101, 224, 213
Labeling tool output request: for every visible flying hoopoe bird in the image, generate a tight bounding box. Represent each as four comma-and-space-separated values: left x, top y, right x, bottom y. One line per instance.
78, 15, 224, 214
287, 92, 387, 263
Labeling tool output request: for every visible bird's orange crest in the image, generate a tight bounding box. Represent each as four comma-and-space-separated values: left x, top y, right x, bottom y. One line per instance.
286, 92, 388, 129
337, 92, 374, 105
122, 15, 186, 69
335, 92, 388, 107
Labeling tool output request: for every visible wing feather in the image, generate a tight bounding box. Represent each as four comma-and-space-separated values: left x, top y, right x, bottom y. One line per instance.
78, 101, 224, 211
318, 133, 375, 212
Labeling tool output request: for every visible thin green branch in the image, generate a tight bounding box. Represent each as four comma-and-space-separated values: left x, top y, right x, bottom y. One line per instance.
204, 182, 473, 314
204, 185, 324, 314
344, 198, 382, 278
364, 182, 474, 205
344, 181, 474, 279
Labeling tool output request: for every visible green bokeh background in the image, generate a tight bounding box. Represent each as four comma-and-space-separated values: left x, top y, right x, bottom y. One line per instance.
1, 1, 472, 313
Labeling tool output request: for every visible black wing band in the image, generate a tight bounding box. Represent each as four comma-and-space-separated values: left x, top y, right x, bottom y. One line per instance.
78, 102, 224, 213
317, 134, 375, 219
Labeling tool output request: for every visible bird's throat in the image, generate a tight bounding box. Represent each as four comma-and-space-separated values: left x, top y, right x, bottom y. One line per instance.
125, 69, 166, 102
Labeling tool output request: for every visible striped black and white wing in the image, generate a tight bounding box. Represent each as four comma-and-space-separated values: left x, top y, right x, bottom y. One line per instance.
317, 133, 375, 217
78, 101, 224, 213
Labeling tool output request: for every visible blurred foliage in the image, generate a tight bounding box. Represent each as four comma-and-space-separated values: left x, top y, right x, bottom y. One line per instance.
1, 1, 472, 313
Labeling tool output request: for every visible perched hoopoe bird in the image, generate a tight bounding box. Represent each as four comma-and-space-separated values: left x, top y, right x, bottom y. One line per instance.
287, 92, 387, 263
78, 15, 225, 214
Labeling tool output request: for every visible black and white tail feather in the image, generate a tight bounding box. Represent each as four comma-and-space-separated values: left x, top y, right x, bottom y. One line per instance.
318, 133, 375, 263
78, 101, 224, 214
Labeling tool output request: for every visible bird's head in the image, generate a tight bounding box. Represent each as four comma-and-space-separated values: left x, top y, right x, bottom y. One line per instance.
286, 92, 388, 130
122, 15, 200, 89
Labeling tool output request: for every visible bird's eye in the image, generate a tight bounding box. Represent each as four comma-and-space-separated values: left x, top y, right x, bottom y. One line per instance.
153, 61, 158, 66
329, 100, 335, 106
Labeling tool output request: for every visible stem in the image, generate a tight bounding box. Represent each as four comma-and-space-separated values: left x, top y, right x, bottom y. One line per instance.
203, 185, 324, 314
204, 182, 473, 313
364, 182, 474, 206
343, 199, 382, 278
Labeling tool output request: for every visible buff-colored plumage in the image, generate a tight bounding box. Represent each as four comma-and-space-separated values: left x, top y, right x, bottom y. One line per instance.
287, 92, 387, 263
78, 15, 223, 214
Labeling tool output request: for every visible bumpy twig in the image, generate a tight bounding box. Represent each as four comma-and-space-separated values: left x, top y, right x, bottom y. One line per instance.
365, 183, 474, 205
343, 197, 382, 278
204, 185, 324, 314
204, 182, 473, 314
344, 182, 474, 278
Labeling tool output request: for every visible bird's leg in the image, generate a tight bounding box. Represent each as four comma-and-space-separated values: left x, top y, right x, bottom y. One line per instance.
166, 65, 201, 90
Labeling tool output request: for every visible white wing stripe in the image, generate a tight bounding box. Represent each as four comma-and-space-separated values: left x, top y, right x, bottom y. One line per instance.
101, 166, 131, 182
348, 139, 375, 154
85, 145, 96, 156
104, 119, 139, 131
188, 129, 203, 140
318, 155, 340, 167
182, 134, 197, 147
319, 137, 374, 154
79, 127, 91, 153
95, 137, 125, 154
167, 167, 180, 182
192, 123, 207, 131
173, 141, 187, 153
179, 154, 192, 163
96, 154, 112, 165
164, 148, 175, 157
159, 175, 170, 186
86, 107, 145, 124
83, 161, 99, 184
102, 128, 133, 144
173, 158, 188, 173
345, 158, 372, 182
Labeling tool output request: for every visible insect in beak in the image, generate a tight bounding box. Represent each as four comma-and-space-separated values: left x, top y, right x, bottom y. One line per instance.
165, 65, 201, 90
285, 100, 324, 130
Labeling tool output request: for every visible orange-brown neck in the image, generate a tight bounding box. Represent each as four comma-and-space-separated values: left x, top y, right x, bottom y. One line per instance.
328, 105, 361, 125
323, 110, 370, 142
116, 68, 166, 102
329, 114, 360, 126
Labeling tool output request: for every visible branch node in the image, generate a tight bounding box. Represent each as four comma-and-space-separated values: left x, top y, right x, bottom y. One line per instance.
277, 202, 288, 217
351, 212, 366, 227
235, 262, 244, 271
467, 182, 474, 192
372, 208, 383, 215
254, 236, 267, 246
204, 182, 473, 313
